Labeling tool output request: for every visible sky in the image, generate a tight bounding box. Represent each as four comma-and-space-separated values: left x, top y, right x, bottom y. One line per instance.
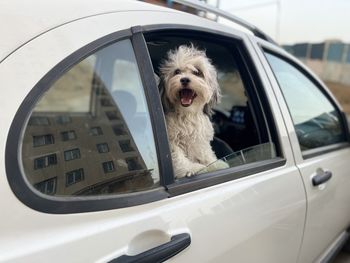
212, 0, 350, 45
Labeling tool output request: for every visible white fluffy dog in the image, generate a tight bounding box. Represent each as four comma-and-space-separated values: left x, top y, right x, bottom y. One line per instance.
159, 45, 228, 178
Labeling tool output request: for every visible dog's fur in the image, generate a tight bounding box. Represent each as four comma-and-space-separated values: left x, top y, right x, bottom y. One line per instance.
159, 45, 228, 178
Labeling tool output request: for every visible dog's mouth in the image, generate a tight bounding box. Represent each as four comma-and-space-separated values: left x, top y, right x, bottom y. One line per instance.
179, 88, 197, 107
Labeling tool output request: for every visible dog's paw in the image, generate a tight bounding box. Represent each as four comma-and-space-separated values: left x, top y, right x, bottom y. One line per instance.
214, 160, 230, 169
184, 164, 208, 178
207, 160, 230, 172
185, 171, 196, 177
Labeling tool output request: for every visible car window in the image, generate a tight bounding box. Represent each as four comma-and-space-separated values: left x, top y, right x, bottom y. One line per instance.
21, 39, 160, 197
265, 52, 346, 151
145, 32, 278, 178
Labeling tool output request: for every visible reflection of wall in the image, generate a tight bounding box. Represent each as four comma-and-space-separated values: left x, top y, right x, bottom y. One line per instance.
218, 71, 247, 111
22, 80, 153, 196
283, 40, 350, 86
283, 40, 350, 115
35, 59, 95, 112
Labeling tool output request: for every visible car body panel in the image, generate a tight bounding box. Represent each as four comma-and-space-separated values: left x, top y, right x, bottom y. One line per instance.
1, 167, 306, 262
0, 0, 172, 61
0, 7, 308, 263
297, 148, 350, 263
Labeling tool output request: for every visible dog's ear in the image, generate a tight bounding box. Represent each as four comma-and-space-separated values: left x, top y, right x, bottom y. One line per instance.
203, 89, 219, 116
158, 78, 173, 114
203, 65, 221, 116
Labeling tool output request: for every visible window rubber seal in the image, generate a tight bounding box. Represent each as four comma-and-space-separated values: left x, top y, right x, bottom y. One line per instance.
131, 26, 175, 186
167, 157, 286, 196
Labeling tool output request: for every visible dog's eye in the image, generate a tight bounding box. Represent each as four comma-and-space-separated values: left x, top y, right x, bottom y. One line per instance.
174, 69, 181, 75
193, 69, 203, 77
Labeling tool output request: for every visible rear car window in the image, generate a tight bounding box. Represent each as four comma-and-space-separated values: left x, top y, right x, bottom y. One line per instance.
21, 39, 160, 197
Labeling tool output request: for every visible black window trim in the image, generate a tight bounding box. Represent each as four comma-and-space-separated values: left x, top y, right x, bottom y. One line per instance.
131, 26, 174, 186
167, 157, 286, 196
5, 28, 169, 214
261, 45, 350, 159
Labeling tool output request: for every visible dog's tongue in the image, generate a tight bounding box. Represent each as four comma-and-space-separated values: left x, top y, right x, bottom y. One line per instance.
180, 89, 195, 107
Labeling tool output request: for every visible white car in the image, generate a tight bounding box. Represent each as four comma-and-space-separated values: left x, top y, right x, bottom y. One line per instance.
1, 0, 350, 262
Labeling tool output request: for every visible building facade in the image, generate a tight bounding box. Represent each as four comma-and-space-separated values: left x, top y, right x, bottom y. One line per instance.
22, 68, 153, 196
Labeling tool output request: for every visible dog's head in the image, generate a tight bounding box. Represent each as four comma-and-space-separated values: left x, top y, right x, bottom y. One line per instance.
159, 44, 220, 115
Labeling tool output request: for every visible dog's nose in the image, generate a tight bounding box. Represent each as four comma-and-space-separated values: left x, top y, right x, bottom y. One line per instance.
180, 77, 190, 85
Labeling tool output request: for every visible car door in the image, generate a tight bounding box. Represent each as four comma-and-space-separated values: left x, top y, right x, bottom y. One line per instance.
1, 8, 306, 263
256, 40, 350, 262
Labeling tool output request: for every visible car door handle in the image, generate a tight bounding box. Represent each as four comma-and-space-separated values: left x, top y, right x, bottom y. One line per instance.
109, 233, 191, 263
312, 170, 332, 186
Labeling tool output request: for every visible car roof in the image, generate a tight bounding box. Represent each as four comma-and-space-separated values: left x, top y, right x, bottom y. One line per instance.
0, 0, 174, 61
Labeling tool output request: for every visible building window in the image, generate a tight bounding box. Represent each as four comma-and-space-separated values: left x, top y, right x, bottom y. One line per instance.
106, 111, 120, 120
119, 140, 134, 152
64, 148, 81, 161
126, 157, 143, 171
66, 168, 84, 186
34, 177, 57, 195
28, 116, 50, 126
56, 115, 72, 124
34, 154, 57, 169
89, 126, 103, 136
61, 130, 77, 141
102, 161, 115, 173
33, 134, 54, 147
56, 115, 71, 124
112, 124, 127, 136
100, 98, 114, 106
97, 143, 109, 153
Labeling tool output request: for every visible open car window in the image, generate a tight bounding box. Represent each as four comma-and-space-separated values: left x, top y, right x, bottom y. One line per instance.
145, 31, 279, 177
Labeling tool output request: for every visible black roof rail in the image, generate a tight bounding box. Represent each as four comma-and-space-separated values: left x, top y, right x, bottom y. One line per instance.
172, 0, 278, 45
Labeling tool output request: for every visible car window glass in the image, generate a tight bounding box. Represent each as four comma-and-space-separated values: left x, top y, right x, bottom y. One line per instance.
265, 52, 346, 151
22, 39, 160, 197
204, 142, 275, 172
